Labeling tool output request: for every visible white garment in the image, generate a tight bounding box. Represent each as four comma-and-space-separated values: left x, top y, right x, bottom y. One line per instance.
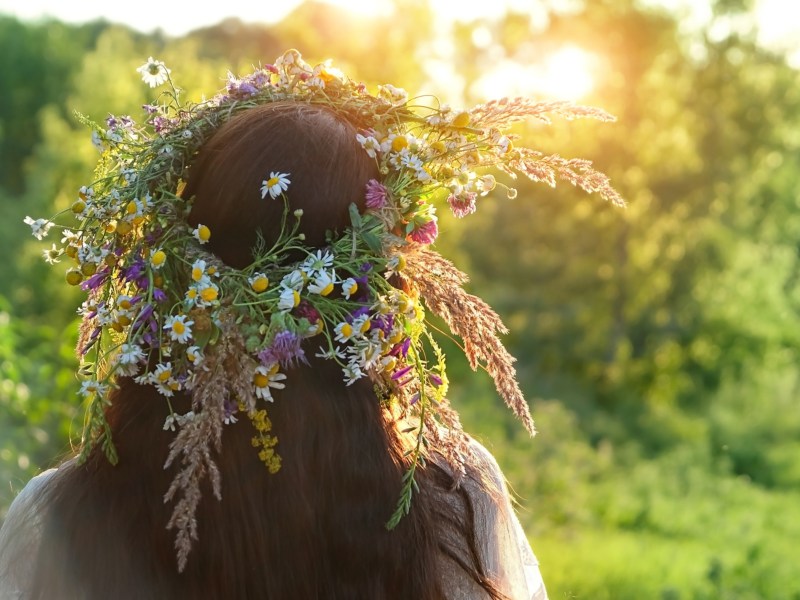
0, 444, 547, 600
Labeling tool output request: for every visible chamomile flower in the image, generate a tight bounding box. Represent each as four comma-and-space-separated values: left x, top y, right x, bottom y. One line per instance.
308, 270, 336, 296
118, 342, 145, 365
341, 278, 358, 300
191, 259, 207, 282
334, 322, 354, 343
137, 57, 171, 88
253, 364, 287, 401
23, 216, 54, 240
186, 345, 204, 367
192, 224, 211, 244
249, 273, 269, 293
164, 314, 194, 343
79, 380, 108, 398
42, 244, 61, 264
315, 346, 346, 361
356, 133, 381, 158
342, 363, 365, 386
351, 314, 372, 337
302, 250, 334, 275
260, 172, 291, 199
281, 270, 305, 291
278, 287, 300, 312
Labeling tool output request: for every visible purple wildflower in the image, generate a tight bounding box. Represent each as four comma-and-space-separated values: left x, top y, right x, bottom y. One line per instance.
365, 179, 388, 209
122, 259, 146, 283
81, 327, 102, 356
80, 270, 109, 291
258, 331, 308, 370
359, 263, 372, 273
447, 192, 477, 218
153, 288, 167, 303
391, 365, 414, 381
373, 314, 394, 336
143, 104, 160, 115
389, 337, 412, 358
429, 374, 443, 387
294, 300, 321, 325
409, 219, 438, 245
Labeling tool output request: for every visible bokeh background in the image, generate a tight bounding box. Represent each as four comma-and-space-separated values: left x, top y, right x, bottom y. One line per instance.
2, 0, 799, 597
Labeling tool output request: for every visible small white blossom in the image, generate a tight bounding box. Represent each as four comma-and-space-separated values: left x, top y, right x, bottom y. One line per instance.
24, 216, 54, 240
260, 171, 291, 199
137, 57, 171, 88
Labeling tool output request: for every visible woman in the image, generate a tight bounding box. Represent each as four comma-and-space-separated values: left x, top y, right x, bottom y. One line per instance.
1, 50, 620, 598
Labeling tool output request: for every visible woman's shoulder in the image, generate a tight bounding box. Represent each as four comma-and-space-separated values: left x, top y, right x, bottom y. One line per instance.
0, 466, 61, 598
434, 435, 549, 600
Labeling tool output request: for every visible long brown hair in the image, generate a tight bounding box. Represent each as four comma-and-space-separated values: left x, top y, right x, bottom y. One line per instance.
21, 102, 503, 599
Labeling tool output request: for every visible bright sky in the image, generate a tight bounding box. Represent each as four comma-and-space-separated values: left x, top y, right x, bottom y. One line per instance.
1, 0, 797, 43
1, 0, 797, 99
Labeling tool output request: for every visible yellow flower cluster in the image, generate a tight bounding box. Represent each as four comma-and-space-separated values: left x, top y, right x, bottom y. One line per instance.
248, 408, 281, 474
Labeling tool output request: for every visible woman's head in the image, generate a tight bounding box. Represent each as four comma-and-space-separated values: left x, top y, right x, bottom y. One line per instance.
184, 102, 377, 267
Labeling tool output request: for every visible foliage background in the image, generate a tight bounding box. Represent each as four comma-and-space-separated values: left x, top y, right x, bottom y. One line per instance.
1, 1, 799, 597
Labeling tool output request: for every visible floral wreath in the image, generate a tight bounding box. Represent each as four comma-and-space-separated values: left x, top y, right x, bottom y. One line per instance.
26, 50, 623, 570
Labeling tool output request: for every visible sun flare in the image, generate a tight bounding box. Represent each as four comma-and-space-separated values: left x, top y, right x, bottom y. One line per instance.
472, 45, 597, 101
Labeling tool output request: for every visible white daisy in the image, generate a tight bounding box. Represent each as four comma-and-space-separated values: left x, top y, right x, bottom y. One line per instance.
118, 342, 145, 365
342, 363, 365, 386
278, 287, 300, 312
334, 321, 355, 343
164, 314, 194, 344
253, 365, 287, 401
23, 216, 54, 240
302, 249, 334, 275
186, 345, 204, 367
307, 270, 336, 296
281, 269, 305, 291
356, 133, 381, 158
341, 278, 358, 300
260, 171, 291, 199
136, 57, 171, 88
78, 380, 108, 398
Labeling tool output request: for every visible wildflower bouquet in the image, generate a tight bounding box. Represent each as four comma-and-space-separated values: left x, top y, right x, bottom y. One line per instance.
26, 50, 623, 569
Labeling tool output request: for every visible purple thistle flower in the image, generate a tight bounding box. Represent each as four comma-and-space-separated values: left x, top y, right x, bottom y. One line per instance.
409, 219, 438, 245
258, 330, 308, 370
447, 192, 477, 218
365, 179, 388, 209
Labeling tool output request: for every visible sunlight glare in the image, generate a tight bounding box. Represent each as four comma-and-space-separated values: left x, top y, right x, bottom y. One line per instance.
471, 45, 596, 101
538, 46, 596, 100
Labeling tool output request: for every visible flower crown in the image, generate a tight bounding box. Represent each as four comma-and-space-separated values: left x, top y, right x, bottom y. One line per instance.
27, 50, 623, 569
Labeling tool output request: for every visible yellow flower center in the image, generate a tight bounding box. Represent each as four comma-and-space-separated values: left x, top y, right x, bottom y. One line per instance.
251, 276, 269, 293
71, 200, 86, 214
126, 201, 138, 215
359, 319, 371, 334
151, 250, 166, 267
197, 225, 211, 242
340, 323, 353, 338
291, 290, 300, 307
254, 373, 269, 388
320, 282, 334, 296
172, 321, 185, 335
200, 286, 218, 302
192, 266, 204, 282
157, 369, 172, 383
391, 136, 408, 152
267, 177, 279, 188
